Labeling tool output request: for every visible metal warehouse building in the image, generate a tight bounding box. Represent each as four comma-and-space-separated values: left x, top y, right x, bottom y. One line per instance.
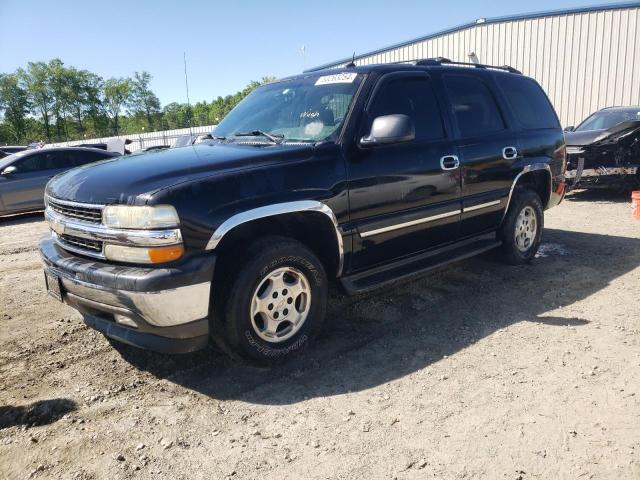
308, 2, 640, 127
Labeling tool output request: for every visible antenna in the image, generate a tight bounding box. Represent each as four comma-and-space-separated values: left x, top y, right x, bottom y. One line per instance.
183, 51, 193, 135
346, 52, 356, 68
301, 45, 307, 71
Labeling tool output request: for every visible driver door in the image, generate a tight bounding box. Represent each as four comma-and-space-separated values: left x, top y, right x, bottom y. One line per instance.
347, 72, 462, 270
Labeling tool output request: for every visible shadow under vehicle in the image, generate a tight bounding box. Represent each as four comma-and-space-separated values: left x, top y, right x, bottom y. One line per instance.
109, 227, 640, 404
564, 106, 640, 190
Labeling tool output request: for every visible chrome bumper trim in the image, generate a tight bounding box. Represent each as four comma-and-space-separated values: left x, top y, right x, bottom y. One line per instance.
45, 208, 182, 247
50, 265, 211, 327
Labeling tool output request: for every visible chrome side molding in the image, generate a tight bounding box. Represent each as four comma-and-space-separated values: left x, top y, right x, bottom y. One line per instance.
359, 209, 461, 238
205, 201, 345, 277
463, 199, 501, 212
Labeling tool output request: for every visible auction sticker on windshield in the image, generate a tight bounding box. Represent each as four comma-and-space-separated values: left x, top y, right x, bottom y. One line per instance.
315, 73, 358, 85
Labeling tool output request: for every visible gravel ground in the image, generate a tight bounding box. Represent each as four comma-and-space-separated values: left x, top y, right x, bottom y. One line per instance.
1, 189, 639, 480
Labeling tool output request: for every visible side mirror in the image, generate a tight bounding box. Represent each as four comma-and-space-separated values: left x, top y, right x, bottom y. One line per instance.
1, 165, 17, 176
563, 126, 575, 133
360, 114, 415, 146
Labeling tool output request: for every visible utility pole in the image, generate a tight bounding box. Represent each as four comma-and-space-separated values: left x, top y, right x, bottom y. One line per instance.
183, 52, 193, 135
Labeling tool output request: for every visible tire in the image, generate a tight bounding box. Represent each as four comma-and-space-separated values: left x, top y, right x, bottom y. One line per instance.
498, 187, 544, 265
222, 236, 327, 364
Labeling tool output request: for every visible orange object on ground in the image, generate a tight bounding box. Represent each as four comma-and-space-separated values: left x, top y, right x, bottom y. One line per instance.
632, 191, 640, 220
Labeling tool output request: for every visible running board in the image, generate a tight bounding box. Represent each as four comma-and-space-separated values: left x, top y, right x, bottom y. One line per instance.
340, 234, 501, 295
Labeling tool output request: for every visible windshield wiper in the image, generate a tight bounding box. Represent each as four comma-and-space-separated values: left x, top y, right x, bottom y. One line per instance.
233, 130, 284, 144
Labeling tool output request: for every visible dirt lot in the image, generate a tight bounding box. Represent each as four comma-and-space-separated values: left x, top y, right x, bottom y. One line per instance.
1, 190, 639, 480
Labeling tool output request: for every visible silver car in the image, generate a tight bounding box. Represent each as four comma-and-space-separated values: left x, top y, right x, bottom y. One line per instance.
0, 147, 119, 217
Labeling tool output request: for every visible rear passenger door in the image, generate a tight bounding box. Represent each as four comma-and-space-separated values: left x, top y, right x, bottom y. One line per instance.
348, 72, 461, 269
443, 73, 517, 237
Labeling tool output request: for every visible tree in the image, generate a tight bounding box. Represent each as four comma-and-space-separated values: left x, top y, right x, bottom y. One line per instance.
0, 73, 30, 143
21, 62, 54, 141
64, 68, 104, 136
47, 58, 71, 140
103, 77, 132, 135
128, 71, 161, 130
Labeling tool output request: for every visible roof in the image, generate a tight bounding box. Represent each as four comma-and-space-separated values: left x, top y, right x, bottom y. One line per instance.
601, 105, 640, 111
288, 61, 523, 84
307, 2, 640, 72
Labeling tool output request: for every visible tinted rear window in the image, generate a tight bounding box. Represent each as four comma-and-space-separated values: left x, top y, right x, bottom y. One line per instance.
444, 75, 506, 138
496, 75, 560, 130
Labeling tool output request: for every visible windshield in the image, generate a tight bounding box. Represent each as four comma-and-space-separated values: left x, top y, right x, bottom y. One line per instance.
575, 108, 640, 131
213, 72, 363, 142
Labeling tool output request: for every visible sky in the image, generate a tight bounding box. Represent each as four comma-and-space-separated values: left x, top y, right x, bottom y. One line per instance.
0, 0, 626, 106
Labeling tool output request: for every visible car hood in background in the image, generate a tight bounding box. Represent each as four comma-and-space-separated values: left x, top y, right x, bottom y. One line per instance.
565, 120, 640, 146
564, 129, 609, 146
46, 142, 314, 205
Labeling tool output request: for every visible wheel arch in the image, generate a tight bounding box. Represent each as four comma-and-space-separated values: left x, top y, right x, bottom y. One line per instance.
503, 164, 552, 218
207, 201, 344, 279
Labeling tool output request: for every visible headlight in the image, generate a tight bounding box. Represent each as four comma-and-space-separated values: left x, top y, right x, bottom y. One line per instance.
104, 244, 184, 264
102, 205, 180, 229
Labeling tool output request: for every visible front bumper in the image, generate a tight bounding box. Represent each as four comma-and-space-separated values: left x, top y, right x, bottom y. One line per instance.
39, 237, 216, 353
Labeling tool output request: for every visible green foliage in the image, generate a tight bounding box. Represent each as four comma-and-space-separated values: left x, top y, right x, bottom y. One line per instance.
0, 60, 274, 146
0, 73, 30, 142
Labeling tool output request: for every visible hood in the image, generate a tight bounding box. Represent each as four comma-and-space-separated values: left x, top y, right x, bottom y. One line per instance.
46, 142, 314, 204
565, 120, 640, 146
564, 129, 609, 146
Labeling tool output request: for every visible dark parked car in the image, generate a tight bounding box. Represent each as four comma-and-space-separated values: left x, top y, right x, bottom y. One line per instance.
0, 145, 28, 159
564, 106, 640, 189
40, 59, 566, 363
0, 147, 119, 217
0, 145, 28, 154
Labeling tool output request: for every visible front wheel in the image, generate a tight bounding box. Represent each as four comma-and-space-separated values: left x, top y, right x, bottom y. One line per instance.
222, 236, 327, 363
498, 188, 544, 264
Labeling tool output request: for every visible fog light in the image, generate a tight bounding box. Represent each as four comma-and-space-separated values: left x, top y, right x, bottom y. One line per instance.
104, 244, 184, 264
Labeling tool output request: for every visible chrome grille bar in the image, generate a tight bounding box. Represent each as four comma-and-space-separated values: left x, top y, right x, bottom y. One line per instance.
46, 195, 104, 223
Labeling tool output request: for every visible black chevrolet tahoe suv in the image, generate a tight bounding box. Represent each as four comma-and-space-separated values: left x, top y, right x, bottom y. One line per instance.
40, 59, 566, 363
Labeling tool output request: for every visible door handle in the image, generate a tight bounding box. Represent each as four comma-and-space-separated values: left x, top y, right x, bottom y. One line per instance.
502, 146, 518, 160
440, 155, 460, 171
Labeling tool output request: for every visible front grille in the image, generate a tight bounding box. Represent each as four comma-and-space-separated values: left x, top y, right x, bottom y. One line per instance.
58, 234, 103, 253
48, 198, 103, 223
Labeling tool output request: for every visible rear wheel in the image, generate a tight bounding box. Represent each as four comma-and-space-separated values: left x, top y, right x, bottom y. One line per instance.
498, 188, 544, 264
222, 236, 327, 363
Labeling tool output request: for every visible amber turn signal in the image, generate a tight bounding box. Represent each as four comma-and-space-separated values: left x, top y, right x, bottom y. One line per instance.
148, 245, 184, 263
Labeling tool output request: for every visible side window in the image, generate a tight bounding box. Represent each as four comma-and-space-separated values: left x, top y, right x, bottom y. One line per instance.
444, 75, 506, 138
51, 150, 75, 169
369, 76, 445, 141
496, 75, 560, 129
82, 151, 112, 165
62, 151, 85, 168
14, 153, 44, 172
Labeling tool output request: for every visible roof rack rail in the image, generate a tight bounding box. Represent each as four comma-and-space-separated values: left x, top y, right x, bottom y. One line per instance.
414, 57, 522, 74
